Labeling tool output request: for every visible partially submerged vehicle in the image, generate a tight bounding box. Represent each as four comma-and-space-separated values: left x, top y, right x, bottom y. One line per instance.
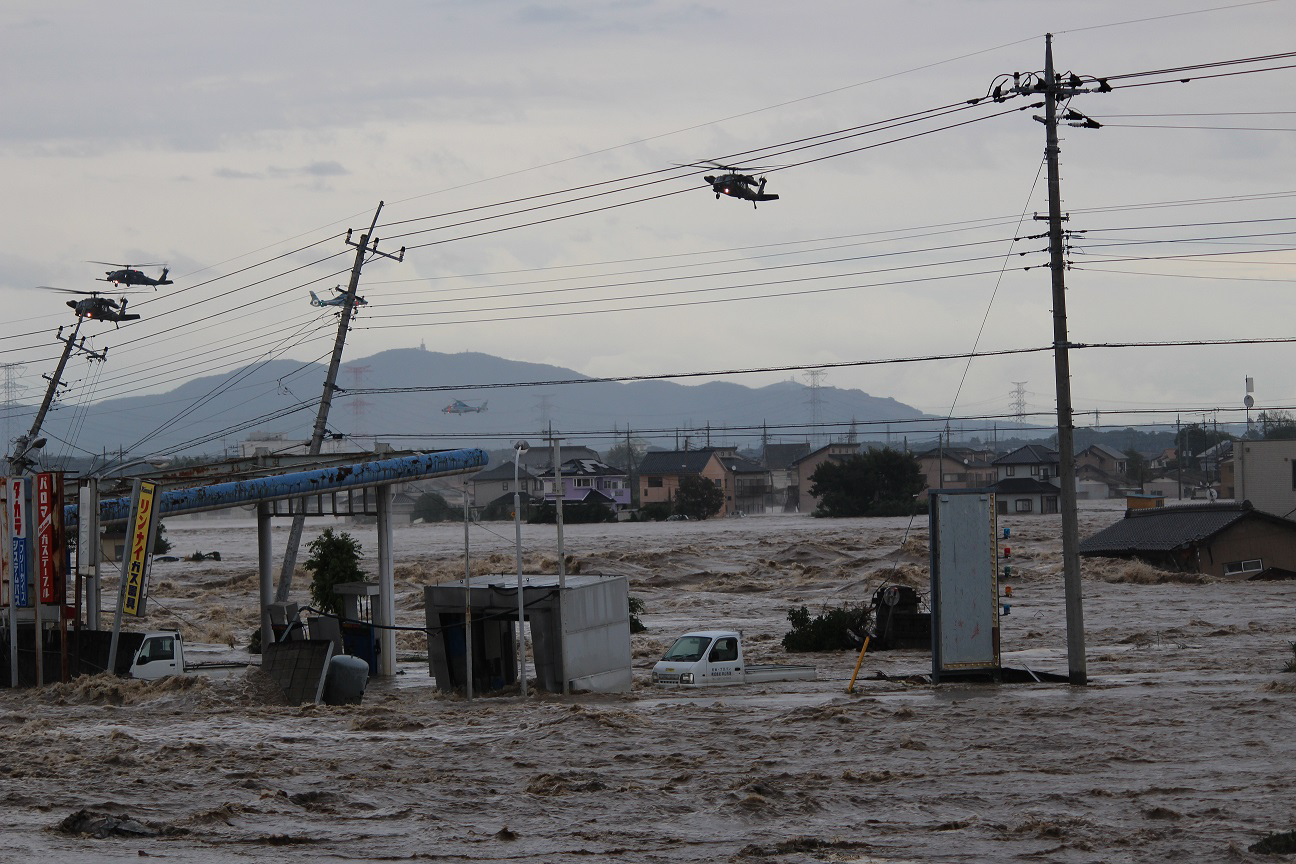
650, 630, 815, 688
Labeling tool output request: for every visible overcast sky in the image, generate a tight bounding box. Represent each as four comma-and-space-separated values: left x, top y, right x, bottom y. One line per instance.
2, 0, 1294, 454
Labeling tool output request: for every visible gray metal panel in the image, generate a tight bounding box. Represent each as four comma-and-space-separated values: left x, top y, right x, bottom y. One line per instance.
930, 491, 998, 677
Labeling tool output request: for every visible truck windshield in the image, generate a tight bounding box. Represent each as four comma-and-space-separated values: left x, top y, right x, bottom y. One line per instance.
663, 636, 712, 662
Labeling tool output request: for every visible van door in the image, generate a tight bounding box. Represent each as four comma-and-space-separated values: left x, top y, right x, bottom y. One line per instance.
703, 635, 743, 686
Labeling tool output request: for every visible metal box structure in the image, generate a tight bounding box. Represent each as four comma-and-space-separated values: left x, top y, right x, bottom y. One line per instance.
424, 572, 632, 694
929, 489, 1000, 682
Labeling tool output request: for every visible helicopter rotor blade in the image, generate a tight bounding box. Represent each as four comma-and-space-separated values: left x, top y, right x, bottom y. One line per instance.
35, 285, 98, 296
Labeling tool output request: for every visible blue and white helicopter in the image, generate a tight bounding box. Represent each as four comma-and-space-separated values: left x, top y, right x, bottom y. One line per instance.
310, 286, 368, 308
442, 400, 488, 415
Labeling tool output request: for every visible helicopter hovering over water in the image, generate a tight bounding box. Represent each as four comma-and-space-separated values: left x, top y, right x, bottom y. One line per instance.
686, 161, 781, 208
92, 261, 173, 288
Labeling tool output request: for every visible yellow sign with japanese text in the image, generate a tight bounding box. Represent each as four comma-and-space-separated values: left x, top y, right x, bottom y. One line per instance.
122, 481, 158, 617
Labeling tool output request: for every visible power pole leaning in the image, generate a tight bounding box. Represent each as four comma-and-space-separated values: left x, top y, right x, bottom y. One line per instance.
8, 318, 107, 473
993, 34, 1108, 685
275, 202, 405, 602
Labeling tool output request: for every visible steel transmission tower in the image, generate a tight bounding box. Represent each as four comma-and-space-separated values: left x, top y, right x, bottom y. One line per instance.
1010, 381, 1027, 426
804, 369, 826, 448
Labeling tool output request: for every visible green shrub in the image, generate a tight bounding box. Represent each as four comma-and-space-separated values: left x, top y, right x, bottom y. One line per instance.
629, 596, 647, 633
304, 528, 365, 617
528, 501, 617, 524
638, 501, 673, 521
782, 604, 870, 652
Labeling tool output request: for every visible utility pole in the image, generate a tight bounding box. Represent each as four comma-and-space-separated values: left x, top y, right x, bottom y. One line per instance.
8, 319, 106, 473
275, 202, 404, 602
994, 34, 1108, 685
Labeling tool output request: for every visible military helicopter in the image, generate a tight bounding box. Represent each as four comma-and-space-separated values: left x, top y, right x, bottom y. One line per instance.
41, 288, 141, 326
442, 399, 487, 415
310, 286, 368, 308
687, 161, 780, 208
91, 261, 173, 288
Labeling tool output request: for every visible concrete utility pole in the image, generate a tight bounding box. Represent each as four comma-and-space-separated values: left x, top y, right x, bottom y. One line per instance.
8, 318, 106, 473
275, 202, 404, 602
995, 34, 1109, 685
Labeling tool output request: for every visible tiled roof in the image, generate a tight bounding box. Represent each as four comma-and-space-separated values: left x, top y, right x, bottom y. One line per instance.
1079, 501, 1294, 555
718, 455, 767, 475
638, 449, 716, 476
1082, 443, 1127, 461
763, 442, 811, 470
473, 460, 537, 482
540, 458, 624, 478
994, 444, 1059, 466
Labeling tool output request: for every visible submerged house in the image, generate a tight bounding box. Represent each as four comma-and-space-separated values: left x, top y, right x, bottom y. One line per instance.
1078, 500, 1296, 579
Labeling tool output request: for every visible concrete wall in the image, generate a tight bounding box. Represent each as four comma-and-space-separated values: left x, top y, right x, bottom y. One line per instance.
1235, 440, 1296, 517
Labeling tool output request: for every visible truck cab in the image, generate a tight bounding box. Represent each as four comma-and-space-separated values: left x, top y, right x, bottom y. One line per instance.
652, 630, 746, 687
131, 632, 182, 680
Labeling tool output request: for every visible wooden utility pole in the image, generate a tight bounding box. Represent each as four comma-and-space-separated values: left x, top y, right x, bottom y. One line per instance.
275, 202, 404, 602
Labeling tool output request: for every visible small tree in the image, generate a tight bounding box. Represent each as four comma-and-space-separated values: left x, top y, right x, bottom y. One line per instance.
304, 528, 365, 617
674, 474, 725, 520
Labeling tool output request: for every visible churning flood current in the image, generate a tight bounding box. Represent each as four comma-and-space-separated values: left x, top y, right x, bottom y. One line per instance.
1, 503, 1293, 862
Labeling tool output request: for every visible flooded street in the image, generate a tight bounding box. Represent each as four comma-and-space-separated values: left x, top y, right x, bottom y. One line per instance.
2, 505, 1293, 862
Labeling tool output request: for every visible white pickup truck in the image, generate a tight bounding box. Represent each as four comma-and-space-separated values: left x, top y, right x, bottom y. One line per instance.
650, 630, 816, 688
130, 631, 249, 680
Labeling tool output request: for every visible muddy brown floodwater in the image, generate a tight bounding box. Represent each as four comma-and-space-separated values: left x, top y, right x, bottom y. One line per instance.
1, 503, 1293, 862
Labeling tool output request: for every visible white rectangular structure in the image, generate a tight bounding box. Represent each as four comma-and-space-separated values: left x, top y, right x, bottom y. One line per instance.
929, 490, 1000, 681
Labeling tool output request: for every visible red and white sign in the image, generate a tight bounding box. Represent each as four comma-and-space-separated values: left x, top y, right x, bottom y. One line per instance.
35, 472, 64, 606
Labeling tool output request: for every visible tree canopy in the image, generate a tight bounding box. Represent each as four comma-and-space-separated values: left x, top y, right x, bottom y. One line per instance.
807, 448, 924, 517
674, 474, 725, 520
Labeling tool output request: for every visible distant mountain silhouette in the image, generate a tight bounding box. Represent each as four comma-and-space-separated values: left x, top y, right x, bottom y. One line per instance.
29, 349, 938, 459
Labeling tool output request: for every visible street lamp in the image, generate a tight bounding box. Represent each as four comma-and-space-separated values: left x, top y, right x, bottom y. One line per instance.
512, 440, 530, 696
6, 435, 46, 473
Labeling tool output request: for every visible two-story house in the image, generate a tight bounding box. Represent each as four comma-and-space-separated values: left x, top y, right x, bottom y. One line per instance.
638, 449, 729, 515
640, 447, 770, 517
539, 458, 632, 513
787, 442, 861, 513
916, 446, 997, 500
762, 442, 811, 512
470, 459, 544, 509
992, 444, 1060, 515
716, 451, 772, 515
1074, 443, 1131, 499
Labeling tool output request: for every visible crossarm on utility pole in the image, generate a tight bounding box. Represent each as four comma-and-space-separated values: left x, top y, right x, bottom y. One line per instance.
275, 201, 405, 603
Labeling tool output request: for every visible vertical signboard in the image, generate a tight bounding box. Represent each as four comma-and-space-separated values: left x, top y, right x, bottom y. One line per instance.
9, 478, 29, 608
35, 473, 65, 606
929, 489, 1000, 682
122, 481, 158, 617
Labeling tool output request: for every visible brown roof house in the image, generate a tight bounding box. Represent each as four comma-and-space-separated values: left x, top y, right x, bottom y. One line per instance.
916, 446, 996, 500
1079, 500, 1296, 579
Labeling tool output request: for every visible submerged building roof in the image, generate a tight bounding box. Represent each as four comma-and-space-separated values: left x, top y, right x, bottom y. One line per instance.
1079, 501, 1294, 556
